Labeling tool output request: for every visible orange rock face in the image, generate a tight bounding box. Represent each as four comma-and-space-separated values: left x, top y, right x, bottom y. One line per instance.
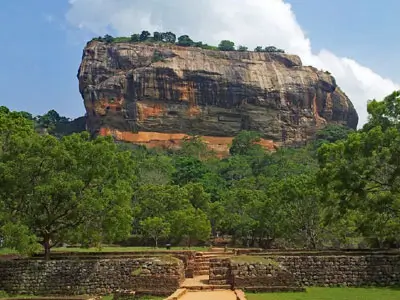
99, 128, 277, 157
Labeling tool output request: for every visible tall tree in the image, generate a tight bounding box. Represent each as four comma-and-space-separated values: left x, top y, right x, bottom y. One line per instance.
318, 90, 400, 247
0, 129, 135, 259
140, 217, 170, 248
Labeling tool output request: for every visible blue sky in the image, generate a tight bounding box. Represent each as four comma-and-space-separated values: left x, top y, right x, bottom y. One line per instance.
0, 0, 399, 125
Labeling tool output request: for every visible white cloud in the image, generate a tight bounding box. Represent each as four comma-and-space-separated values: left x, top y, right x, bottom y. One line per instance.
65, 0, 399, 127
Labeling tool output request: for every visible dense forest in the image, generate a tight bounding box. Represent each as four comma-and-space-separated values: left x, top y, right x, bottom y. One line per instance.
1, 91, 400, 259
91, 30, 285, 53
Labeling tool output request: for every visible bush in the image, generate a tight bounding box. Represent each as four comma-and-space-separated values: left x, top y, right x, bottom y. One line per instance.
218, 40, 235, 51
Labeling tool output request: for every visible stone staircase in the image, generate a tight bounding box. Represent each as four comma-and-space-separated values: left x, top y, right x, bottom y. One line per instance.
193, 250, 232, 277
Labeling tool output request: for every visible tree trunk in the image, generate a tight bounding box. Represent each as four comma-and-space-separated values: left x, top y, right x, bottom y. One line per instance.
155, 237, 158, 248
43, 236, 51, 260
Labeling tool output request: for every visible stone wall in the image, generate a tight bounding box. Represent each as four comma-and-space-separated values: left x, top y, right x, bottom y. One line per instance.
209, 254, 400, 289
0, 257, 184, 296
230, 259, 299, 289
209, 258, 231, 285
272, 255, 400, 287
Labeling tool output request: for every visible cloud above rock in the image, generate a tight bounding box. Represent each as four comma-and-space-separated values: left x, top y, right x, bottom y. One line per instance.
66, 0, 399, 126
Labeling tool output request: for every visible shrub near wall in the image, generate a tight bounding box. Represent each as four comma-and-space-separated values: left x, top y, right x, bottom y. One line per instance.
0, 257, 184, 296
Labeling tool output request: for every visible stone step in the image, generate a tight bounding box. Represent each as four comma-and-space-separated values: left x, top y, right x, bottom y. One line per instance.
195, 262, 210, 267
209, 274, 229, 280
182, 285, 232, 291
194, 270, 209, 275
209, 279, 230, 285
165, 288, 187, 300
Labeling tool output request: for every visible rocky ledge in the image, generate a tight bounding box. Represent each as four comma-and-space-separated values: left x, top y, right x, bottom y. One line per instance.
78, 41, 358, 154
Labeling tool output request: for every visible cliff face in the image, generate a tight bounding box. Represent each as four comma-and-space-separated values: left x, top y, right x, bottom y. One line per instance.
78, 41, 358, 154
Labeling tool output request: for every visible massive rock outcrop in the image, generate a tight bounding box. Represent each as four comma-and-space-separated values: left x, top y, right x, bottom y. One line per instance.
78, 41, 358, 154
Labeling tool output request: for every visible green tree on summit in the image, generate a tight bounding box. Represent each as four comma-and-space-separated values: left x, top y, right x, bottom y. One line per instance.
218, 40, 235, 51
162, 32, 176, 43
177, 35, 194, 47
139, 30, 151, 41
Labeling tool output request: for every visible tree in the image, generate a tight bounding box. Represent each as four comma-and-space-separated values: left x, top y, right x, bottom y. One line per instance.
162, 32, 176, 44
364, 90, 400, 131
139, 30, 151, 41
183, 183, 211, 212
318, 91, 400, 247
254, 46, 263, 52
0, 129, 135, 259
229, 130, 263, 156
180, 135, 213, 159
170, 208, 211, 247
314, 124, 353, 148
103, 34, 114, 43
140, 217, 170, 248
153, 31, 162, 41
130, 34, 140, 42
177, 35, 194, 47
172, 156, 207, 185
218, 40, 235, 51
237, 45, 248, 52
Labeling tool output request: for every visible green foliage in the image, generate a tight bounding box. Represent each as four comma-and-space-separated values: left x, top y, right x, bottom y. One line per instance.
314, 124, 353, 148
318, 90, 400, 247
7, 88, 400, 252
218, 40, 235, 51
152, 50, 164, 63
103, 34, 114, 44
364, 90, 400, 131
0, 113, 135, 259
140, 217, 170, 248
130, 34, 140, 42
89, 30, 285, 53
177, 35, 194, 47
139, 30, 151, 41
162, 32, 176, 43
229, 130, 262, 156
254, 46, 285, 53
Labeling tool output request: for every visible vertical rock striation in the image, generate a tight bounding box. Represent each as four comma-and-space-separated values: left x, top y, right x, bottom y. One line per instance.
78, 41, 358, 154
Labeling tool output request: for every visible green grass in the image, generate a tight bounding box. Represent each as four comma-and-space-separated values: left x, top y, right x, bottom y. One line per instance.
0, 248, 18, 255
51, 246, 208, 252
231, 255, 279, 266
246, 287, 400, 300
0, 246, 209, 256
101, 296, 163, 300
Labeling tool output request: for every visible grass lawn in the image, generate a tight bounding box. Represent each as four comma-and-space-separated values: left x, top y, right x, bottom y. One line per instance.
51, 246, 208, 252
0, 246, 209, 256
246, 287, 400, 300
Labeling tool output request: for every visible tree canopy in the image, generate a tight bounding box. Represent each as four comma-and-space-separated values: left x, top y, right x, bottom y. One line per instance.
2, 91, 400, 255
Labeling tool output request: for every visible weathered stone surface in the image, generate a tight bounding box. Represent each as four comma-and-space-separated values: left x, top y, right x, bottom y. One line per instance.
0, 257, 184, 296
270, 255, 400, 287
209, 255, 400, 289
78, 41, 358, 154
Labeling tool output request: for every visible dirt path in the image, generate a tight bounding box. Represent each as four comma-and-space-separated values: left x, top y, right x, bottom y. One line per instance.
179, 290, 237, 300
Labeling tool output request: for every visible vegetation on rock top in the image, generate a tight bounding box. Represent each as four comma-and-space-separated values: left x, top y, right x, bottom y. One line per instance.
90, 30, 285, 53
